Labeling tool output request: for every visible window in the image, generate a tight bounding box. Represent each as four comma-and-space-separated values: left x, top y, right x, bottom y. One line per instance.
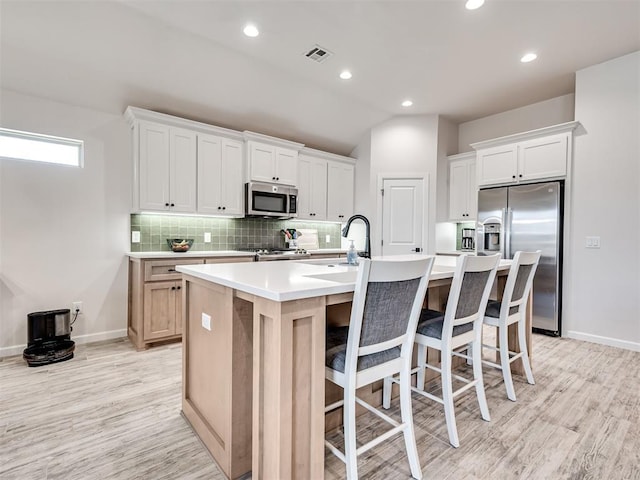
0, 128, 84, 167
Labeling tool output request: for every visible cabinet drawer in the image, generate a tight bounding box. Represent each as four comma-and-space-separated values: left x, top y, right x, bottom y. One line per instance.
205, 256, 254, 264
144, 258, 204, 281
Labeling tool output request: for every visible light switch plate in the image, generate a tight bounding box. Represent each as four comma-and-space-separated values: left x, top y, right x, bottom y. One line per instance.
204, 232, 212, 243
326, 234, 331, 243
131, 231, 141, 243
202, 313, 211, 331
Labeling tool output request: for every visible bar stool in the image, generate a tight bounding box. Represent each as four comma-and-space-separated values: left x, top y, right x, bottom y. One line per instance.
482, 250, 541, 401
385, 253, 500, 448
325, 256, 434, 480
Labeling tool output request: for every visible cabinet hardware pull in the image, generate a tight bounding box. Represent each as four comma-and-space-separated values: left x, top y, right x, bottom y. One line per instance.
167, 268, 176, 272
170, 203, 175, 207
165, 203, 170, 207
171, 286, 176, 290
519, 174, 523, 178
222, 206, 226, 210
177, 286, 181, 290
218, 206, 221, 210
512, 175, 516, 179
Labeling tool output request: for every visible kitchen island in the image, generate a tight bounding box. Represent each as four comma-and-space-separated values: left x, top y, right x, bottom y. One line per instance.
176, 255, 521, 479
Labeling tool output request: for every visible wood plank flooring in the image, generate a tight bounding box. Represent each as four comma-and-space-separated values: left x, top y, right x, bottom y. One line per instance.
1, 334, 638, 479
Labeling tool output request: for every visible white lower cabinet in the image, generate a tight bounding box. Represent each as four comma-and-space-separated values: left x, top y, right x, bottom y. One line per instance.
197, 134, 244, 216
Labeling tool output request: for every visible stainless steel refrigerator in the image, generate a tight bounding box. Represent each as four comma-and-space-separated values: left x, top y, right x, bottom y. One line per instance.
476, 181, 562, 335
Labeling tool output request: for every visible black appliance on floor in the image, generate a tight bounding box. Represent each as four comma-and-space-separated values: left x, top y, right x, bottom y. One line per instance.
23, 309, 75, 367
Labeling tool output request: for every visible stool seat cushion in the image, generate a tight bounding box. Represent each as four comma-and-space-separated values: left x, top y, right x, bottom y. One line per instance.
326, 326, 400, 373
484, 300, 519, 318
416, 309, 473, 339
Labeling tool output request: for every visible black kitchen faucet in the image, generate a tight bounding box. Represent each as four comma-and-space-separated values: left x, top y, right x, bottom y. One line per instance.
341, 214, 371, 259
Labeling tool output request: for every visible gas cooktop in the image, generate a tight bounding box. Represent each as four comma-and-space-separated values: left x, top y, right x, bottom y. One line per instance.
238, 247, 310, 261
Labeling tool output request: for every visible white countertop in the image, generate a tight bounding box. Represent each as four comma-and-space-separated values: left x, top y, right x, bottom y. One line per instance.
176, 254, 512, 302
127, 249, 345, 259
127, 250, 256, 259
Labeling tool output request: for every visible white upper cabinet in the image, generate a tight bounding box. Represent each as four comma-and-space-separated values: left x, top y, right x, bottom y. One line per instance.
138, 121, 196, 213
197, 134, 244, 216
518, 134, 569, 181
448, 152, 477, 221
126, 106, 243, 215
327, 160, 355, 222
298, 153, 328, 221
472, 121, 581, 188
244, 132, 303, 186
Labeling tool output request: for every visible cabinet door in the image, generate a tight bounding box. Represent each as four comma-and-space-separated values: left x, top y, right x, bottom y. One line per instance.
220, 139, 244, 215
518, 133, 568, 181
197, 133, 224, 215
248, 141, 276, 183
467, 160, 477, 219
274, 147, 298, 186
298, 154, 327, 220
139, 121, 170, 211
327, 161, 354, 222
169, 128, 197, 213
449, 160, 470, 221
143, 281, 177, 340
477, 145, 518, 187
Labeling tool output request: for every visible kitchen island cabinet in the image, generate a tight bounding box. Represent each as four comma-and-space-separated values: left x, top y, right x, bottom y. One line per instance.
127, 252, 254, 350
177, 256, 527, 479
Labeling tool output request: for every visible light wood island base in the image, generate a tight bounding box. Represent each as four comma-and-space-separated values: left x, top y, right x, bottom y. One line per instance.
181, 274, 327, 480
178, 259, 531, 479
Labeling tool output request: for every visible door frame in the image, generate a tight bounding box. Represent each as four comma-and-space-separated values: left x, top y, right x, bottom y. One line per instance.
376, 172, 430, 257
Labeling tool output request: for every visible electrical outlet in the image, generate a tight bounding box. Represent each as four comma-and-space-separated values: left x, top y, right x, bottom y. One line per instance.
325, 234, 331, 244
131, 231, 141, 243
204, 232, 212, 243
202, 312, 211, 331
585, 236, 601, 248
72, 301, 82, 314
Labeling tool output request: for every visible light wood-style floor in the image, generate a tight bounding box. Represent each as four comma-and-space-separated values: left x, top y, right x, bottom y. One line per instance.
1, 334, 638, 480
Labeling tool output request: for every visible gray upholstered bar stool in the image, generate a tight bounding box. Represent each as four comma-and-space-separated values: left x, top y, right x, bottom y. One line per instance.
325, 256, 434, 480
482, 250, 541, 401
385, 253, 500, 448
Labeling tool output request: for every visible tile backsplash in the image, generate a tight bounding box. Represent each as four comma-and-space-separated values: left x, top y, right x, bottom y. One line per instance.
130, 214, 342, 252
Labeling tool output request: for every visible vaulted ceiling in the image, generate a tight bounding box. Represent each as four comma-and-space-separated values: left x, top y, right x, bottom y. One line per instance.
1, 1, 639, 155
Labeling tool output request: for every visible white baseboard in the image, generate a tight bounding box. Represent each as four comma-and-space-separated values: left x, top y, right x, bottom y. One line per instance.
0, 329, 128, 359
566, 330, 640, 352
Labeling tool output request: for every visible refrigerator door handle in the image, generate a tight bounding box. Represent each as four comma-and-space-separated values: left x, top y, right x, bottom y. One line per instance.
505, 207, 512, 259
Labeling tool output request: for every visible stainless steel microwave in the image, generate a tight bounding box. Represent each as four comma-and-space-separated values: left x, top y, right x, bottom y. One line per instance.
245, 182, 298, 219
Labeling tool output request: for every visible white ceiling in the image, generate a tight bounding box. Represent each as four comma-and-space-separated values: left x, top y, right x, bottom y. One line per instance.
1, 1, 639, 155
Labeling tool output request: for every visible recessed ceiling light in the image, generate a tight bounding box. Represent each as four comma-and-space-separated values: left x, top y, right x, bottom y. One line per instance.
340, 70, 353, 80
521, 52, 538, 63
402, 100, 413, 107
243, 24, 259, 37
465, 0, 485, 10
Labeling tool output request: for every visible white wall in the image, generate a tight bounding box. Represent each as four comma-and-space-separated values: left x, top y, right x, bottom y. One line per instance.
0, 90, 131, 356
458, 94, 575, 152
565, 52, 640, 350
361, 115, 439, 255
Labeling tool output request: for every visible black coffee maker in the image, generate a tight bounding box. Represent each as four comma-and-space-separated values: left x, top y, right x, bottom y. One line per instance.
23, 309, 75, 367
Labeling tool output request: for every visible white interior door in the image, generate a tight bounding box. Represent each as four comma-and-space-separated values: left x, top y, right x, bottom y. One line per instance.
381, 178, 424, 256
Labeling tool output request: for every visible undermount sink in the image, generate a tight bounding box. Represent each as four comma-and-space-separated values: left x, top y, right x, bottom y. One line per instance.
303, 271, 358, 284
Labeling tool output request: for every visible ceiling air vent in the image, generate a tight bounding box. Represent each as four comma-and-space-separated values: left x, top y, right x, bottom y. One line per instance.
304, 45, 333, 63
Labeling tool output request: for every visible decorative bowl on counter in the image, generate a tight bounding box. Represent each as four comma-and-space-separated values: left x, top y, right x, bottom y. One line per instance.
167, 239, 194, 252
